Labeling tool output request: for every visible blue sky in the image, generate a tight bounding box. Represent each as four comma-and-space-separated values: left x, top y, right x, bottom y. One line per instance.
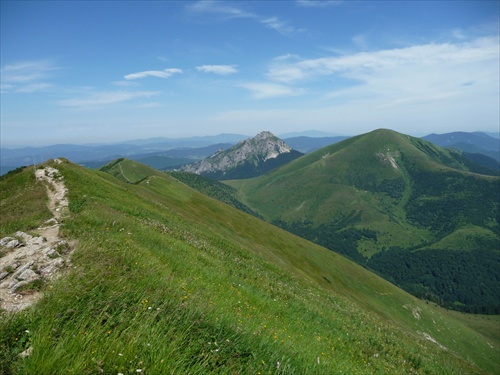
1, 0, 499, 146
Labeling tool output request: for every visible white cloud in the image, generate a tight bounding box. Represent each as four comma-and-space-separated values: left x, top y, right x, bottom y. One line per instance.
261, 17, 298, 36
187, 1, 300, 35
212, 35, 499, 135
1, 59, 58, 93
14, 83, 54, 94
273, 53, 300, 61
237, 82, 303, 99
296, 0, 343, 7
124, 68, 182, 80
267, 36, 500, 84
112, 80, 140, 87
58, 90, 160, 109
186, 0, 254, 19
196, 65, 238, 75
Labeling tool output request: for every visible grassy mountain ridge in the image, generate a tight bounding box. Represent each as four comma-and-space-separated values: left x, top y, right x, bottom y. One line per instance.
0, 159, 498, 373
227, 129, 500, 313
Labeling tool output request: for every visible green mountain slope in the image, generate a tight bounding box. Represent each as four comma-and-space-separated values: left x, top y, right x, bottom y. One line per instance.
227, 129, 500, 313
0, 159, 498, 374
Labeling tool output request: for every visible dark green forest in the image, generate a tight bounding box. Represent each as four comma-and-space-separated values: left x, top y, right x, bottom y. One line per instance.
367, 247, 500, 314
272, 216, 499, 314
404, 169, 499, 235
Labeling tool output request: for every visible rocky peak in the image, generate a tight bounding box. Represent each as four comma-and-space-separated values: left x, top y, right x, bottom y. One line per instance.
178, 131, 298, 178
254, 131, 275, 141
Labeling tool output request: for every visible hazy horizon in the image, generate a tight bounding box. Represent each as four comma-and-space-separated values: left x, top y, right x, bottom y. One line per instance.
2, 128, 499, 150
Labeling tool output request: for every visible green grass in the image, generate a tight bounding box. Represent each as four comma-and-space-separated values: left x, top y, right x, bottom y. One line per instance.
0, 166, 53, 236
0, 159, 498, 374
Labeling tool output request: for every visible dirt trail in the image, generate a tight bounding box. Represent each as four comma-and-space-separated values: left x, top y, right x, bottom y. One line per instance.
0, 159, 72, 312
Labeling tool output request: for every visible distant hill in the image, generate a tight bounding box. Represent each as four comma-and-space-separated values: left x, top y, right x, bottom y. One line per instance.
177, 131, 304, 180
423, 131, 500, 162
80, 143, 234, 170
283, 136, 350, 153
0, 134, 246, 173
228, 129, 500, 313
1, 157, 491, 372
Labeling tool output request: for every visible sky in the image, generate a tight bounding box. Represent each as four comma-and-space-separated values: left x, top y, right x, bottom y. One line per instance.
1, 0, 499, 147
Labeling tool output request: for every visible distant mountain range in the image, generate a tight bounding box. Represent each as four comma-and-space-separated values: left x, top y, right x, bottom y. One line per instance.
423, 131, 500, 162
0, 134, 247, 175
1, 130, 498, 175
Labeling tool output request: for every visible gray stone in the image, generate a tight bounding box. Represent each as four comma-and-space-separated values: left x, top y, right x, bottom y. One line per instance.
47, 249, 60, 258
11, 261, 34, 279
5, 240, 20, 249
19, 346, 33, 358
0, 237, 15, 246
17, 269, 37, 281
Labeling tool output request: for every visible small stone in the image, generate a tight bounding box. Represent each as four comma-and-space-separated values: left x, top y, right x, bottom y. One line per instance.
47, 249, 60, 258
14, 231, 30, 240
5, 240, 20, 249
0, 237, 15, 246
44, 218, 58, 226
17, 269, 37, 282
19, 346, 33, 358
0, 272, 9, 281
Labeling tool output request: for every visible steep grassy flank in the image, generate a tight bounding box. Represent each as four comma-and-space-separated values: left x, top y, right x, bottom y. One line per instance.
168, 171, 263, 218
227, 129, 500, 313
0, 159, 498, 374
99, 158, 166, 183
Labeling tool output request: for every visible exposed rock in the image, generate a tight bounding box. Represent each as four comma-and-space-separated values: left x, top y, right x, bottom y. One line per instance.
0, 161, 73, 313
0, 237, 15, 246
17, 269, 38, 282
178, 131, 302, 179
11, 261, 35, 280
47, 249, 60, 258
19, 346, 34, 358
5, 239, 21, 249
44, 218, 58, 226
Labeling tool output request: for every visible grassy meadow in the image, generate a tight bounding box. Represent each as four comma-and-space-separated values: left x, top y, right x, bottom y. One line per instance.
0, 159, 498, 374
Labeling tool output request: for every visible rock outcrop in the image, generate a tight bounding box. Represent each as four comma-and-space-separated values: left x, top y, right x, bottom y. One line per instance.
0, 159, 73, 312
179, 131, 303, 179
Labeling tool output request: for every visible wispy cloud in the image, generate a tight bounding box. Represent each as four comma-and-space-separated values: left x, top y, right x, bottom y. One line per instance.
296, 0, 343, 7
261, 17, 300, 35
236, 82, 303, 99
58, 90, 159, 109
247, 35, 499, 131
112, 80, 140, 87
186, 0, 300, 36
186, 0, 254, 19
196, 64, 238, 75
1, 59, 58, 93
124, 68, 182, 80
267, 36, 500, 84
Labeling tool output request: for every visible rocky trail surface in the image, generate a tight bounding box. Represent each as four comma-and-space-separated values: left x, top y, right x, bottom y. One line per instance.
0, 159, 73, 312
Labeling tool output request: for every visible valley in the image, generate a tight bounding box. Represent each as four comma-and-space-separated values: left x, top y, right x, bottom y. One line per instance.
226, 129, 499, 314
